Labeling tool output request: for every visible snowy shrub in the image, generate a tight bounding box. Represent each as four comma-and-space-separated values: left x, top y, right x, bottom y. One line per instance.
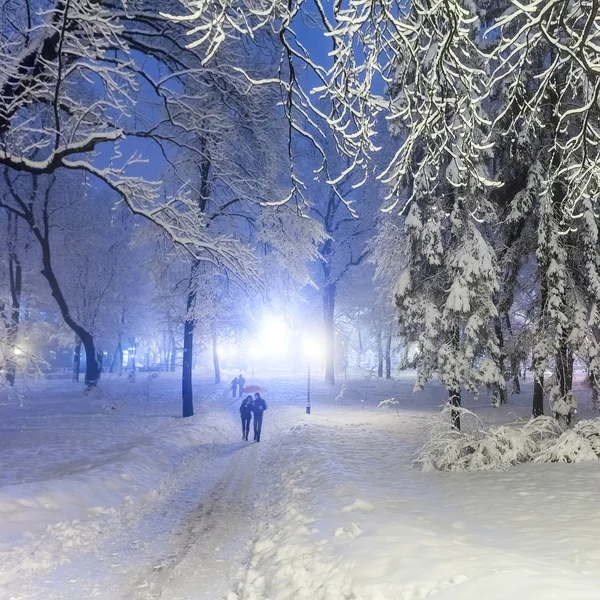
487, 425, 539, 466
572, 419, 600, 456
421, 409, 600, 471
535, 430, 599, 464
378, 398, 400, 415
521, 415, 564, 443
419, 406, 513, 472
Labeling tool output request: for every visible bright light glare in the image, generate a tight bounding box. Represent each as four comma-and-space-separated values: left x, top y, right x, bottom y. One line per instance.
13, 348, 23, 356
260, 316, 289, 354
249, 344, 263, 360
302, 336, 324, 358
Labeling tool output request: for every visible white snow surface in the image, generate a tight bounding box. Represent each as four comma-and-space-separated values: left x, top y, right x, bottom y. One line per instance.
1, 370, 600, 599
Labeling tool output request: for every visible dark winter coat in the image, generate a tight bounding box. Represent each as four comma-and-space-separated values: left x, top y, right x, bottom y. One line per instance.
238, 376, 246, 391
231, 377, 239, 390
251, 396, 267, 415
240, 397, 253, 418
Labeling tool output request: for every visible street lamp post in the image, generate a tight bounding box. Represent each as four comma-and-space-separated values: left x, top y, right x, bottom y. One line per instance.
307, 356, 311, 414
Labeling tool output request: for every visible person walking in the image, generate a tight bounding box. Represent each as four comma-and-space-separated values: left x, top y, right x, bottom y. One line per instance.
251, 392, 267, 442
237, 374, 246, 398
231, 376, 238, 398
240, 395, 253, 441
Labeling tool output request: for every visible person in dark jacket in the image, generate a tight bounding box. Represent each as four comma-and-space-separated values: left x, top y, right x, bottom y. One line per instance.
251, 392, 267, 442
240, 395, 253, 441
231, 376, 239, 398
237, 374, 246, 398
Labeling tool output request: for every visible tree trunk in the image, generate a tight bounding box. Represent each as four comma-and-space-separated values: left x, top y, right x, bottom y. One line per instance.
182, 316, 194, 417
323, 282, 336, 385
128, 337, 137, 372
449, 388, 462, 430
170, 333, 177, 372
2, 175, 100, 385
494, 315, 508, 404
357, 328, 363, 367
211, 321, 220, 384
182, 261, 199, 418
555, 344, 575, 423
4, 214, 22, 386
73, 338, 81, 382
80, 332, 99, 386
181, 144, 211, 416
377, 329, 383, 378
109, 340, 123, 375
567, 351, 574, 391
532, 375, 544, 417
511, 354, 521, 394
556, 344, 569, 399
506, 312, 520, 394
385, 329, 392, 379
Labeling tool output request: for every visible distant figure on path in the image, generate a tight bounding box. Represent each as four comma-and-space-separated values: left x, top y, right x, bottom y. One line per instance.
231, 376, 238, 398
237, 374, 246, 398
251, 392, 267, 442
240, 395, 253, 441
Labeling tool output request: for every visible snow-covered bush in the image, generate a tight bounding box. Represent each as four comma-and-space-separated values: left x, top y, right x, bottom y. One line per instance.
421, 408, 600, 472
378, 397, 400, 416
535, 430, 598, 464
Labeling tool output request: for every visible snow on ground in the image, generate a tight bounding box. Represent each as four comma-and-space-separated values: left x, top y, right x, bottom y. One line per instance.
1, 370, 600, 599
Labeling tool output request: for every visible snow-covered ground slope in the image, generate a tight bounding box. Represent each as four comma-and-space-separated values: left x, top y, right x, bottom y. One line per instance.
1, 370, 600, 599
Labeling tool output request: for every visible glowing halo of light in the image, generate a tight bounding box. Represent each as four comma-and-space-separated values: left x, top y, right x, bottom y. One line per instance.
302, 335, 325, 359
259, 315, 289, 355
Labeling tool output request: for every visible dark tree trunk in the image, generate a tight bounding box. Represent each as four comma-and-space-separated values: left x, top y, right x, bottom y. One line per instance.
532, 249, 549, 416
555, 344, 575, 423
448, 325, 462, 429
211, 321, 220, 384
323, 282, 336, 385
494, 315, 508, 404
385, 329, 392, 379
556, 344, 569, 399
505, 313, 520, 394
181, 145, 211, 417
567, 351, 574, 391
511, 354, 521, 394
533, 376, 544, 417
40, 259, 99, 386
377, 329, 383, 378
182, 261, 199, 418
182, 315, 195, 418
73, 338, 81, 382
4, 213, 22, 386
449, 388, 462, 430
3, 176, 100, 386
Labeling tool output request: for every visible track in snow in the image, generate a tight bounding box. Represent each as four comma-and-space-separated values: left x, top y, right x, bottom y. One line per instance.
130, 439, 261, 600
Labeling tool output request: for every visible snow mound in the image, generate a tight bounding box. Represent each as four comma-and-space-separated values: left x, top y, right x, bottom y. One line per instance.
0, 413, 230, 541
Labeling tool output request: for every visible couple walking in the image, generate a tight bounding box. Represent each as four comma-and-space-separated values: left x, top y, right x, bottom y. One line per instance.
231, 374, 246, 398
240, 393, 267, 442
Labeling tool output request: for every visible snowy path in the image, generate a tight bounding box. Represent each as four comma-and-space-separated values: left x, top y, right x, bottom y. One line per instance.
4, 373, 600, 599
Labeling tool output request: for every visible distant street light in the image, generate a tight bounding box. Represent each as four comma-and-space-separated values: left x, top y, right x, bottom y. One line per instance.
302, 337, 322, 415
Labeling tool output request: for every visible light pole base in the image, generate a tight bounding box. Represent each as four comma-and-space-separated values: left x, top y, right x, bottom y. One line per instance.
306, 405, 311, 414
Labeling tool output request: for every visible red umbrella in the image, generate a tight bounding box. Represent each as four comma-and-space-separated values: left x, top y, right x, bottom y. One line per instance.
243, 385, 266, 393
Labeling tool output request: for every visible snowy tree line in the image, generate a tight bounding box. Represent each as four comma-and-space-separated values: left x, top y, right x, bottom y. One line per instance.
4, 0, 600, 427
0, 0, 388, 417
166, 0, 600, 425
